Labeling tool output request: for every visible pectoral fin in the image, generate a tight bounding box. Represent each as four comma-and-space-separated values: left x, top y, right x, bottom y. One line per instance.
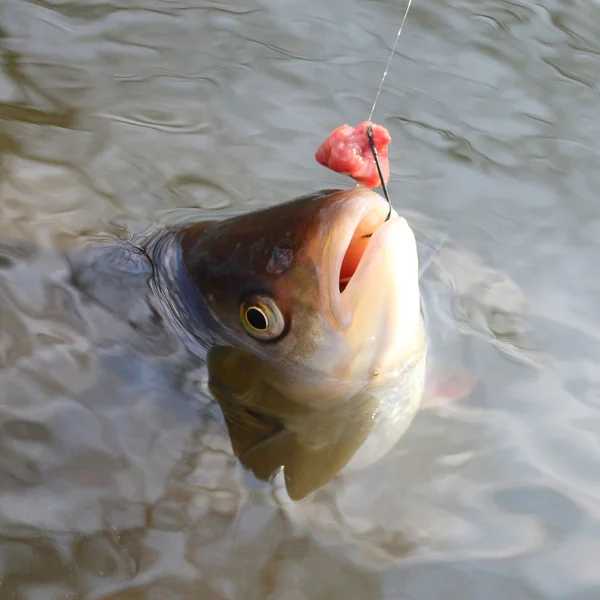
239, 409, 377, 501
420, 365, 476, 410
207, 345, 379, 500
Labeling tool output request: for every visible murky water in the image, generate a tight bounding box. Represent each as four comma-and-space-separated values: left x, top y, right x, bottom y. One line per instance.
1, 0, 600, 597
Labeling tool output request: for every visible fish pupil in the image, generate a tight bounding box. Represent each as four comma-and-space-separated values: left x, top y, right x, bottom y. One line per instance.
246, 307, 268, 330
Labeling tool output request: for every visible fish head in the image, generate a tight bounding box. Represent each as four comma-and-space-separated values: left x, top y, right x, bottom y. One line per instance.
180, 187, 424, 406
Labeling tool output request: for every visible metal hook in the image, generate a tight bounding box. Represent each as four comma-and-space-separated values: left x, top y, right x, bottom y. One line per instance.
366, 123, 392, 222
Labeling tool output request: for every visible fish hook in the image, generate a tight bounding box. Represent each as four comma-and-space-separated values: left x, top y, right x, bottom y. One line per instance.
366, 122, 392, 222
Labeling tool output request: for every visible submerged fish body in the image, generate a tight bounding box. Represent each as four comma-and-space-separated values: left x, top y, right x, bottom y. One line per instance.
11, 187, 427, 502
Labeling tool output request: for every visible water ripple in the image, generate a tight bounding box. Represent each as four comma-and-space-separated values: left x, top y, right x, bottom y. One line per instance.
0, 0, 600, 596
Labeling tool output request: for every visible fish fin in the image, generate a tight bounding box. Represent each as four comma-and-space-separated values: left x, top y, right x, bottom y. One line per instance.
240, 410, 377, 501
420, 366, 476, 410
207, 346, 379, 500
206, 347, 282, 460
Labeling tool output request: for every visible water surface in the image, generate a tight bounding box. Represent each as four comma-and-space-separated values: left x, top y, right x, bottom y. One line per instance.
1, 0, 599, 598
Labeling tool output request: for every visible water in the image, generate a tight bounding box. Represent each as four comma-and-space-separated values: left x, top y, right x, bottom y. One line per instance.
1, 0, 600, 597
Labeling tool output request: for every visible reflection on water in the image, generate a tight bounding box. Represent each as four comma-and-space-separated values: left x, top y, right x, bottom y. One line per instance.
1, 0, 600, 598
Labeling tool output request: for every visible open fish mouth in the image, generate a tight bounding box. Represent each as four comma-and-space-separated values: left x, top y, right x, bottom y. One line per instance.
338, 196, 390, 294
325, 187, 416, 320
321, 187, 422, 375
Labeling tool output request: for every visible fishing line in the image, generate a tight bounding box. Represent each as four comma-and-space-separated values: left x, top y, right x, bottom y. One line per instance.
368, 0, 414, 123
366, 0, 414, 221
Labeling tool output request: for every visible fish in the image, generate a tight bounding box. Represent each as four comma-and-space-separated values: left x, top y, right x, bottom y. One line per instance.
145, 186, 426, 500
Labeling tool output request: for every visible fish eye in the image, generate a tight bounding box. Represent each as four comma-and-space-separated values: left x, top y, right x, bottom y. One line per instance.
240, 295, 285, 341
246, 307, 268, 330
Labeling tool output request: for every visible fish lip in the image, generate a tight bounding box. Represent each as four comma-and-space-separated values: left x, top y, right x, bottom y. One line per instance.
325, 187, 392, 327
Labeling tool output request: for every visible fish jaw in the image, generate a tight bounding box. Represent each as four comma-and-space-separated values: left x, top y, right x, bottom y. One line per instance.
345, 214, 423, 375
319, 188, 423, 384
